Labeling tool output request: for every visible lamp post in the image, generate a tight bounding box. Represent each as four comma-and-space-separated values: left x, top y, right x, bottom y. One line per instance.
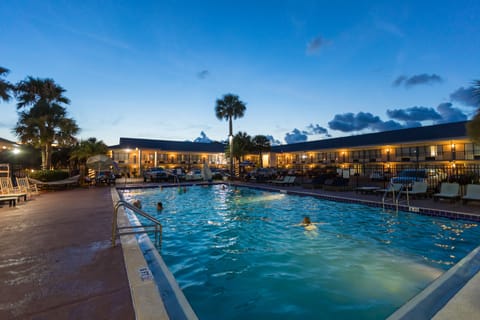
229, 134, 233, 180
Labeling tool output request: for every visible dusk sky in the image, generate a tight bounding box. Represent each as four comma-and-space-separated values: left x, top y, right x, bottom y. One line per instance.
1, 0, 479, 146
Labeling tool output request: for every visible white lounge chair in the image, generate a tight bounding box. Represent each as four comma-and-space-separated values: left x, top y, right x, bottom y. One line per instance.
462, 184, 480, 204
0, 177, 28, 202
433, 182, 460, 202
272, 176, 291, 185
16, 177, 39, 196
400, 181, 428, 199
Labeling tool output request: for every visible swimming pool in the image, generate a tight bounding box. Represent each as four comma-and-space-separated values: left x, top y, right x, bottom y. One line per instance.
121, 185, 480, 320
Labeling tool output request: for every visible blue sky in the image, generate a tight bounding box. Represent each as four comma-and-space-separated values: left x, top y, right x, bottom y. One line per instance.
1, 0, 479, 146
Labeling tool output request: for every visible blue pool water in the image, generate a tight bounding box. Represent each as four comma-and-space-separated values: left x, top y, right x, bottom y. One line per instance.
121, 185, 480, 320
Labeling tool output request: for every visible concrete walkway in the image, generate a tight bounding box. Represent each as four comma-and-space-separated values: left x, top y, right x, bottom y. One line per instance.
0, 187, 134, 320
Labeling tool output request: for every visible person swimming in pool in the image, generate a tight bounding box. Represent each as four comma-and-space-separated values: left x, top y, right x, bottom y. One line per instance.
132, 199, 142, 209
294, 216, 324, 232
300, 216, 317, 231
157, 201, 163, 211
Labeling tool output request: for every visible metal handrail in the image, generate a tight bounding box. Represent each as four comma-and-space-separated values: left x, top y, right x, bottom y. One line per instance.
112, 200, 163, 248
382, 183, 410, 213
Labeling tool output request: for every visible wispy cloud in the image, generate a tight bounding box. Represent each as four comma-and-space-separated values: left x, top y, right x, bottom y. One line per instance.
392, 73, 443, 88
197, 70, 210, 79
374, 20, 405, 38
306, 36, 328, 55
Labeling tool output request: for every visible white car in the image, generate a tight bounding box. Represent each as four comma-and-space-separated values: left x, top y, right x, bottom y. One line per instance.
185, 170, 203, 181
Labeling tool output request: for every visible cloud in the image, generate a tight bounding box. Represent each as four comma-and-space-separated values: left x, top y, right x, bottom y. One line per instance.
370, 120, 410, 131
265, 135, 281, 146
306, 124, 331, 137
392, 73, 443, 88
436, 103, 468, 123
386, 106, 442, 122
328, 112, 383, 132
284, 129, 308, 144
450, 86, 478, 107
197, 70, 210, 79
193, 131, 212, 143
306, 36, 327, 55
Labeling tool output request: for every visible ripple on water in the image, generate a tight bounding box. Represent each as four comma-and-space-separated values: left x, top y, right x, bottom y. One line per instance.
122, 185, 480, 320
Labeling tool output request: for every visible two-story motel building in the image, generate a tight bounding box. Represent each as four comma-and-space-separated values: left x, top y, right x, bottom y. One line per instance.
108, 121, 480, 177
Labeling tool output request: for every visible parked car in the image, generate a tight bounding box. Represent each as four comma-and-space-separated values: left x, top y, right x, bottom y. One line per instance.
185, 169, 203, 181
390, 169, 445, 187
143, 167, 168, 182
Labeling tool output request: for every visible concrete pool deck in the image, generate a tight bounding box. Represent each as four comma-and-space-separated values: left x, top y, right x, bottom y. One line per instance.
0, 187, 135, 320
1, 181, 479, 319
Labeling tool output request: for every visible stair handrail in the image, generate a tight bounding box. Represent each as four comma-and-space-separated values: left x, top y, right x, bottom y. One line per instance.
112, 200, 163, 248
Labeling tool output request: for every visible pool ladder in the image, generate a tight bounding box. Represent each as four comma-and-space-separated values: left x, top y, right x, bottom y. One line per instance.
112, 200, 163, 248
381, 183, 409, 213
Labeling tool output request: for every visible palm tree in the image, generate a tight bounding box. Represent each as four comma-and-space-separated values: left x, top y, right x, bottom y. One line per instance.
0, 66, 13, 102
14, 77, 79, 169
215, 93, 247, 177
252, 135, 271, 167
467, 80, 480, 143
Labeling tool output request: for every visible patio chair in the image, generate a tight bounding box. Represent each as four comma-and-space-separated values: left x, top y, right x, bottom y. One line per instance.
433, 182, 460, 202
0, 177, 28, 202
461, 184, 480, 204
16, 177, 39, 196
400, 181, 428, 199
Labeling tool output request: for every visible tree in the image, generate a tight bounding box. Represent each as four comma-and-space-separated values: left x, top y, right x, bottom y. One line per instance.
231, 131, 253, 163
467, 80, 480, 143
0, 66, 13, 102
70, 137, 109, 183
252, 135, 271, 167
70, 137, 108, 165
215, 93, 247, 177
14, 77, 79, 170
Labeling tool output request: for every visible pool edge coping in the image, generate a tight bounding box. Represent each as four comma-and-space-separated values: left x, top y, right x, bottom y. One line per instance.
111, 187, 198, 320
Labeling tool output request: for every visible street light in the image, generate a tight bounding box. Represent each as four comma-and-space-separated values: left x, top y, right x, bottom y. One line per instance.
229, 134, 233, 180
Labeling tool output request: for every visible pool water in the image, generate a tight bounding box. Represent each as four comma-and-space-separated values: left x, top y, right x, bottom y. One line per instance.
121, 185, 480, 320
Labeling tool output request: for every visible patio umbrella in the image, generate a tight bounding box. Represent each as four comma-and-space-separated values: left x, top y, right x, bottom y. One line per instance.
202, 162, 213, 181
86, 154, 114, 172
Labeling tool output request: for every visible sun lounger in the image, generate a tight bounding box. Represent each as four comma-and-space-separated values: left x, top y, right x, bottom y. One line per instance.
272, 175, 296, 186
462, 184, 480, 204
400, 181, 428, 199
433, 182, 460, 202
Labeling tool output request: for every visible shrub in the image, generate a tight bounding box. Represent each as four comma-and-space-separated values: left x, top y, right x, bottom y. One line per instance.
29, 170, 69, 182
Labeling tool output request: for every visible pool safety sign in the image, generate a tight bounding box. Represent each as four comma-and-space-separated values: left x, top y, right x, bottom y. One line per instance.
138, 266, 153, 281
